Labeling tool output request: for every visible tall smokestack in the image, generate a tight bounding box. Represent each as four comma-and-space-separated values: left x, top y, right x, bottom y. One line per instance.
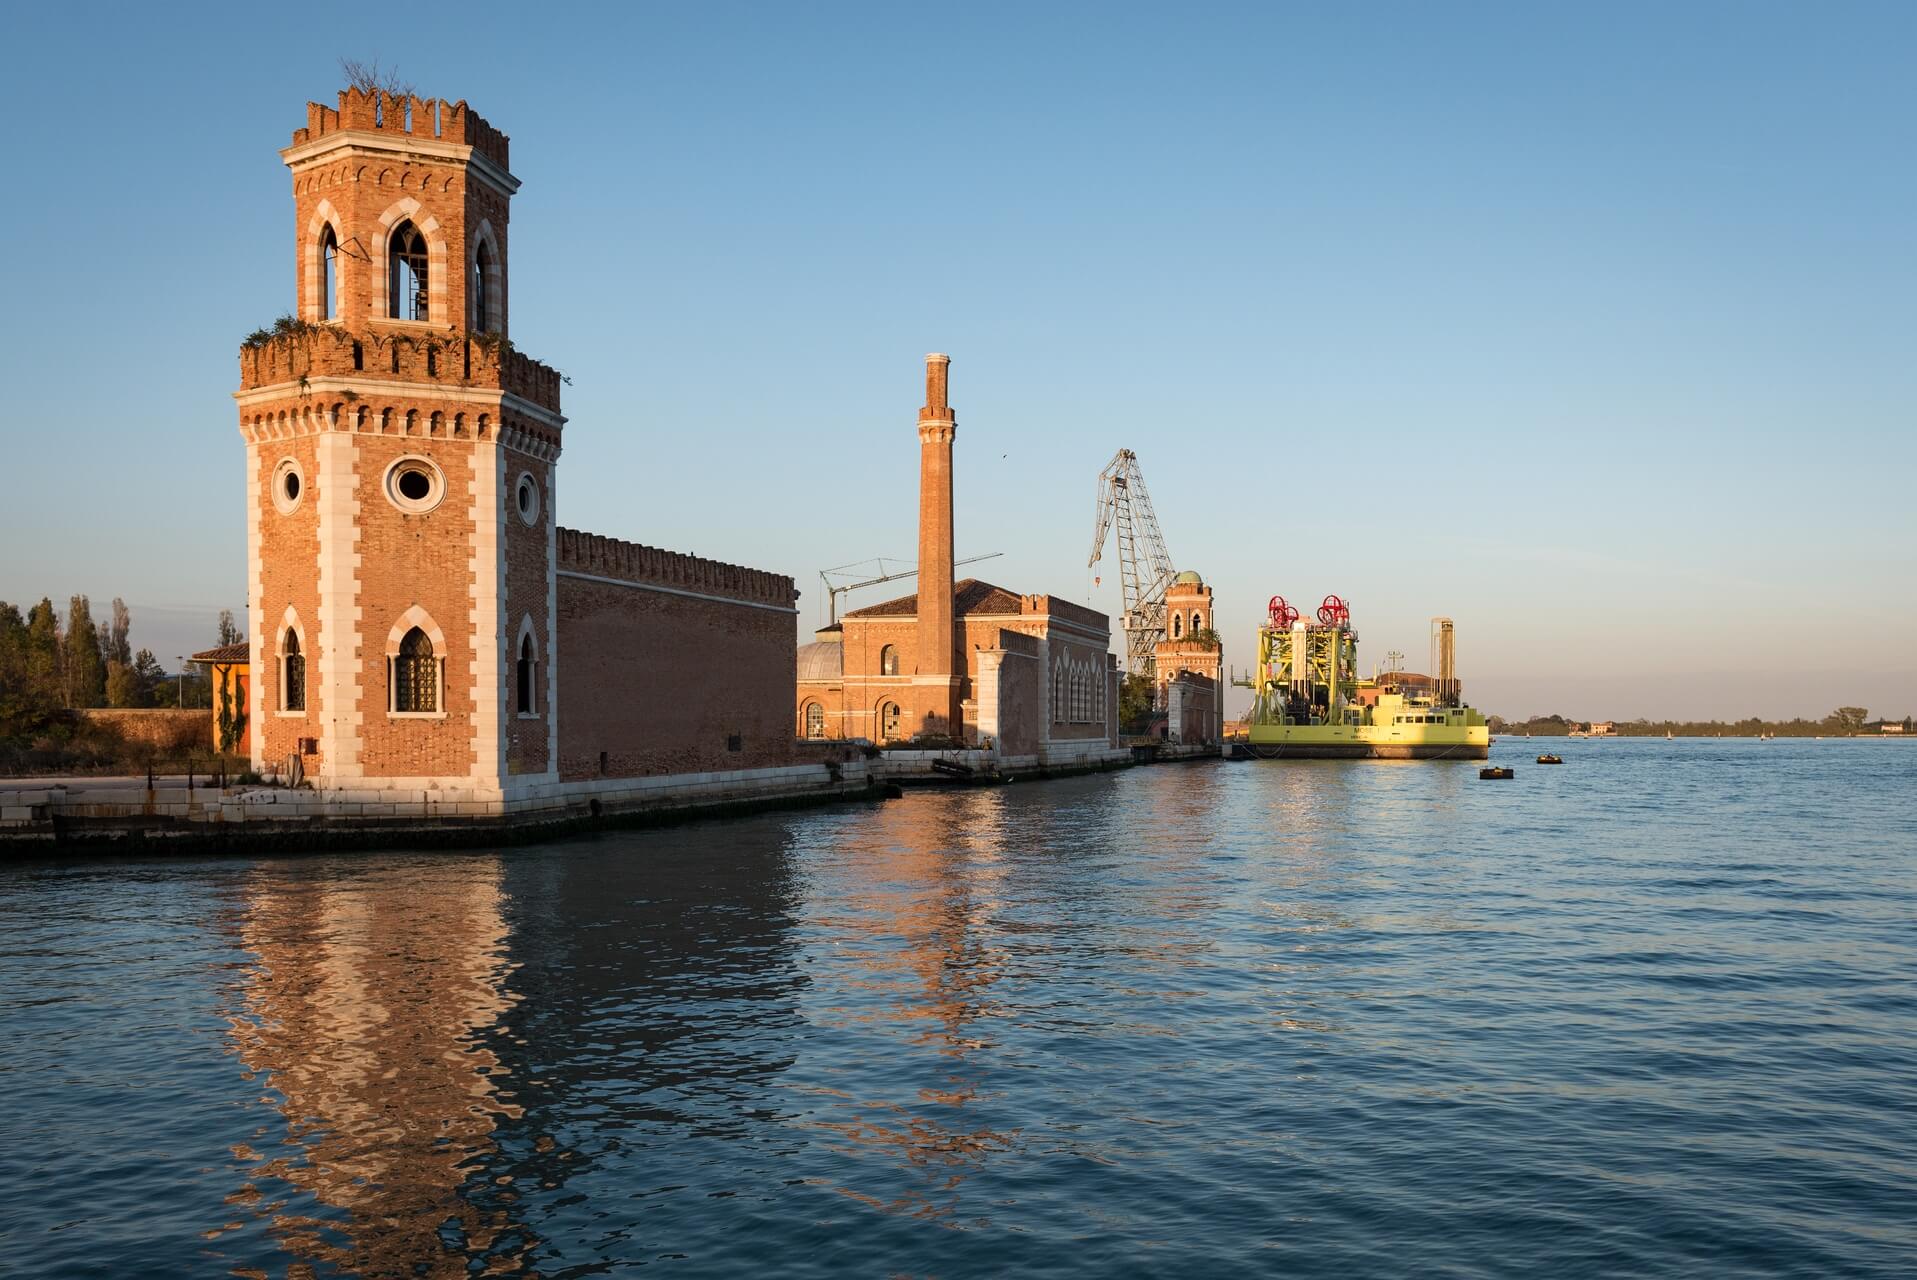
916, 354, 958, 736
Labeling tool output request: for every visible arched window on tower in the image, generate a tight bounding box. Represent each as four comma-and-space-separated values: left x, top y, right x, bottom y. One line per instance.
392, 627, 437, 712
1172, 614, 1183, 639
804, 702, 825, 739
472, 240, 492, 332
516, 633, 535, 714
282, 629, 305, 712
879, 644, 899, 676
320, 226, 338, 321
390, 221, 429, 321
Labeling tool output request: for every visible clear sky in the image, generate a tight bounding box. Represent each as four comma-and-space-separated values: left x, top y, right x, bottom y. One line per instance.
1, 2, 1911, 722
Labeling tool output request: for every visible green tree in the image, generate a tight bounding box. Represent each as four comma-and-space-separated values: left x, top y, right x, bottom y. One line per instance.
106, 661, 144, 709
1119, 673, 1155, 734
0, 602, 28, 735
132, 649, 166, 698
105, 597, 133, 668
65, 595, 106, 708
23, 599, 62, 711
1826, 706, 1868, 735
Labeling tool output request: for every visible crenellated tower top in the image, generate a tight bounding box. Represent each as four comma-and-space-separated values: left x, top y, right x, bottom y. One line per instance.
291, 89, 511, 172
276, 87, 522, 341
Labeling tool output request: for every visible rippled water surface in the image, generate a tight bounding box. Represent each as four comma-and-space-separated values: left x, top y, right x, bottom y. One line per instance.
3, 739, 1914, 1277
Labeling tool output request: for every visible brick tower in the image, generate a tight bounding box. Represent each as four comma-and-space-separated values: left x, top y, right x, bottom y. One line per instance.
914, 353, 960, 737
236, 89, 565, 796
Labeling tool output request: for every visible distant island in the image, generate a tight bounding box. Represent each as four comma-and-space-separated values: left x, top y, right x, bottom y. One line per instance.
1486, 708, 1911, 738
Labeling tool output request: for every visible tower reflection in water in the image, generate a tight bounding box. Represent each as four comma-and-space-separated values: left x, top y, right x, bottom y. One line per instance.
802, 787, 1022, 1223
220, 859, 531, 1276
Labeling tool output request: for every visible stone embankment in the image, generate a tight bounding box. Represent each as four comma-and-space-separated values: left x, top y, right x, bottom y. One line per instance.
1, 742, 1224, 854
0, 761, 879, 854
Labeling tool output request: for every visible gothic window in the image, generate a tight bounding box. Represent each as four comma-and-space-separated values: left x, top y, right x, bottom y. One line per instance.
393, 627, 437, 712
1172, 614, 1183, 639
1193, 611, 1205, 633
283, 629, 305, 712
804, 702, 825, 739
472, 240, 493, 331
516, 633, 535, 714
880, 702, 901, 740
320, 226, 338, 321
879, 644, 899, 676
389, 221, 429, 321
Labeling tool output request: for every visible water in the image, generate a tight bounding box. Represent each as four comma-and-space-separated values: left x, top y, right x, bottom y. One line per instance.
2, 738, 1913, 1278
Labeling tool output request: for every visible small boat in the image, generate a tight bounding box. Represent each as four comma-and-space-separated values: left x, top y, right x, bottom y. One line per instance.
1665, 731, 1673, 741
1536, 754, 1563, 764
1479, 766, 1514, 780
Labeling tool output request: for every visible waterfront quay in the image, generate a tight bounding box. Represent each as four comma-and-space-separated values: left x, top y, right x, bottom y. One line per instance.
0, 744, 1220, 853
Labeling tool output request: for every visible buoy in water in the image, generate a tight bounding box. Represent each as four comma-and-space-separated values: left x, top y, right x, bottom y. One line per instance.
1479, 767, 1515, 780
1536, 754, 1563, 765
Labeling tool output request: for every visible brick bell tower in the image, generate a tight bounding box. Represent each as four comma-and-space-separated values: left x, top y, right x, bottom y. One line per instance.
914, 353, 961, 737
235, 88, 565, 796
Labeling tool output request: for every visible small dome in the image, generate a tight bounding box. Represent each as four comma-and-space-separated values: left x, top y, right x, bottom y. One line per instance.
797, 641, 843, 682
1172, 570, 1203, 586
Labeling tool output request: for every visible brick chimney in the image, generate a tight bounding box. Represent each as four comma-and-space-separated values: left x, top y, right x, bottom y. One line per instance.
915, 353, 958, 736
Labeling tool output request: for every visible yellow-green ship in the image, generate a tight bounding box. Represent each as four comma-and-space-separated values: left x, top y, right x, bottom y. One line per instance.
1237, 596, 1488, 759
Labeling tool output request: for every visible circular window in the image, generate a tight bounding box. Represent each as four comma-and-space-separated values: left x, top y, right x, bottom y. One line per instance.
271, 458, 305, 514
383, 456, 446, 514
514, 472, 541, 526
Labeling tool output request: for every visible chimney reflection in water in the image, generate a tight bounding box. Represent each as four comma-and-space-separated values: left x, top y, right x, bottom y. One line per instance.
810, 789, 1019, 1221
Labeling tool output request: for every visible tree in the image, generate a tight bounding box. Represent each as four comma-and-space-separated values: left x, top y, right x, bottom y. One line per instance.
133, 648, 165, 688
340, 57, 416, 100
1119, 673, 1155, 734
0, 602, 29, 735
1826, 706, 1868, 735
23, 599, 61, 714
106, 662, 144, 709
65, 595, 106, 709
217, 609, 244, 647
105, 597, 133, 668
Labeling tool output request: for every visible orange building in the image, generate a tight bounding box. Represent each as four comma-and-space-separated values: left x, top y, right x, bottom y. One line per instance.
796, 357, 1121, 766
190, 641, 253, 755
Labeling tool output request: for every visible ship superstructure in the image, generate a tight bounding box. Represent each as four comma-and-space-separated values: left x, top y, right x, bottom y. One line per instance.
1240, 596, 1488, 759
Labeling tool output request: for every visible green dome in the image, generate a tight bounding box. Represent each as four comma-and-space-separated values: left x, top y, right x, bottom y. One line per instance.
1172, 570, 1203, 586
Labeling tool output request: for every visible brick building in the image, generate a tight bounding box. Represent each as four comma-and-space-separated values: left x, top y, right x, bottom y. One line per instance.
796, 357, 1121, 765
236, 88, 807, 812
1153, 571, 1223, 744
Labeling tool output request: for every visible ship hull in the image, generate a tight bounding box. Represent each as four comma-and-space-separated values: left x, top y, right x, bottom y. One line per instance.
1244, 726, 1489, 760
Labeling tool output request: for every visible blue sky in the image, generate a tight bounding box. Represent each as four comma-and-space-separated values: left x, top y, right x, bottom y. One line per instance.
1, 2, 1910, 720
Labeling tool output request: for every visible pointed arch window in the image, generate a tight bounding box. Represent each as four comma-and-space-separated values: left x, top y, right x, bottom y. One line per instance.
516, 633, 536, 714
390, 221, 429, 321
1172, 614, 1183, 639
283, 629, 305, 712
392, 627, 437, 712
320, 226, 339, 321
472, 239, 493, 332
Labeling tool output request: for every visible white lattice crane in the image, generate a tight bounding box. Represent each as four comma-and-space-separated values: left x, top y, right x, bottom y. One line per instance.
1088, 448, 1178, 677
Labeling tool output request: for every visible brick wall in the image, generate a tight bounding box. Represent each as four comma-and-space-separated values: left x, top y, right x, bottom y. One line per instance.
74, 709, 205, 754
352, 436, 480, 781
556, 576, 796, 779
